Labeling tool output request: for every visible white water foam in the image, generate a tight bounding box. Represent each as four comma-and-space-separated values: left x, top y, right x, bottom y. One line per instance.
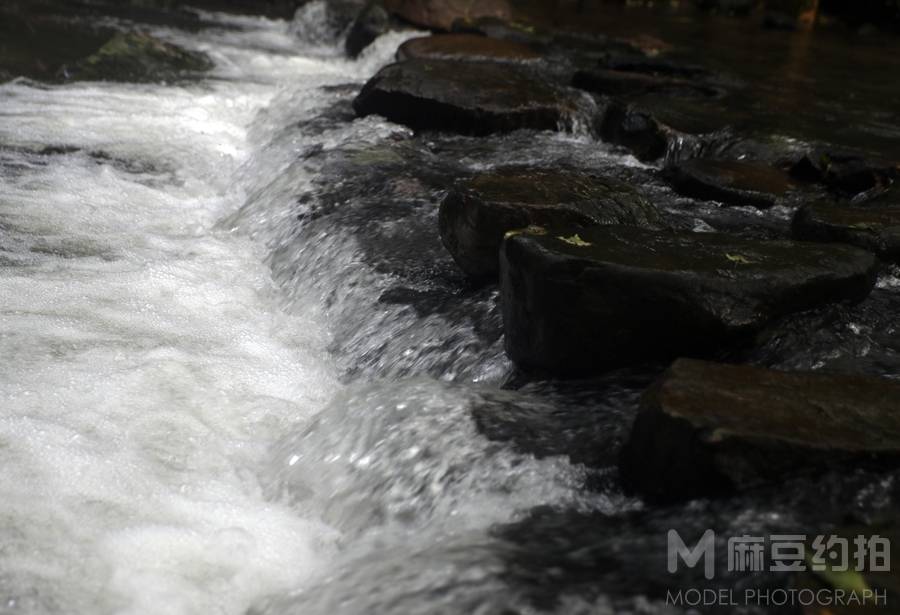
0, 11, 600, 615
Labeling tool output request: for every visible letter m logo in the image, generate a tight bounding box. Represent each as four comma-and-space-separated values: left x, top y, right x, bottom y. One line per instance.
668, 529, 715, 580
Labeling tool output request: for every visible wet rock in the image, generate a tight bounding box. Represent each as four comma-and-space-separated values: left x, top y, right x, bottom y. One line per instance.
382, 0, 512, 31
69, 31, 212, 82
792, 200, 900, 263
573, 68, 718, 98
396, 33, 540, 62
790, 148, 899, 197
620, 358, 900, 502
345, 1, 405, 57
598, 100, 708, 163
500, 226, 878, 374
439, 167, 661, 279
600, 54, 714, 81
353, 58, 588, 135
664, 158, 793, 209
0, 9, 114, 82
450, 15, 554, 46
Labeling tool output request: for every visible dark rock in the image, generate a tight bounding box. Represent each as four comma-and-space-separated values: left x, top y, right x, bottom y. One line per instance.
793, 200, 900, 263
0, 9, 114, 82
345, 1, 403, 57
598, 89, 749, 163
696, 0, 757, 15
620, 358, 900, 502
664, 158, 793, 209
439, 167, 661, 279
450, 15, 554, 46
353, 58, 589, 135
69, 31, 212, 82
292, 0, 366, 45
790, 148, 899, 197
499, 225, 878, 374
396, 33, 540, 62
600, 54, 714, 81
382, 0, 512, 31
598, 101, 675, 162
573, 68, 719, 98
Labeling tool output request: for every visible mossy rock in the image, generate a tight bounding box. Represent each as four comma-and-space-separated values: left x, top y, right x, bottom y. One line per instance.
439, 166, 661, 279
71, 31, 212, 82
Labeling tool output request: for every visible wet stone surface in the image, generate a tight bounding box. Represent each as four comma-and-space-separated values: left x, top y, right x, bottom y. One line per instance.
439, 166, 661, 279
793, 199, 900, 263
397, 33, 541, 62
352, 58, 592, 136
664, 158, 794, 209
621, 358, 900, 502
500, 225, 878, 375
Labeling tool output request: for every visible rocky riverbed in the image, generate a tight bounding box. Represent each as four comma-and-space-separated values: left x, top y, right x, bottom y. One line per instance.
2, 1, 900, 613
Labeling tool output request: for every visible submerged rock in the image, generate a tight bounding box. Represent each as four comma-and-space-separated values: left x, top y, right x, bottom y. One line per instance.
70, 31, 212, 82
499, 226, 878, 374
793, 200, 900, 263
790, 148, 899, 197
620, 358, 900, 502
396, 33, 540, 62
599, 91, 745, 163
439, 167, 660, 280
573, 68, 718, 98
664, 158, 793, 209
382, 0, 512, 31
353, 58, 588, 135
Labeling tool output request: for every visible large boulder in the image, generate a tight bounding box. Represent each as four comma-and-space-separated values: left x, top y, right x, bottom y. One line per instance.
620, 359, 900, 502
396, 33, 540, 62
499, 226, 878, 374
382, 0, 512, 31
439, 167, 661, 279
792, 200, 900, 263
70, 31, 212, 82
353, 58, 589, 135
664, 158, 793, 209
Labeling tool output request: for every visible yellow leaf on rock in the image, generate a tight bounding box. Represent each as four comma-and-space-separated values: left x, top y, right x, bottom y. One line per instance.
558, 234, 592, 247
725, 253, 755, 265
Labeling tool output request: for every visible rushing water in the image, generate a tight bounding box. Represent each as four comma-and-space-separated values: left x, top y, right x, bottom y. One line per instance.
3, 4, 900, 615
0, 8, 611, 615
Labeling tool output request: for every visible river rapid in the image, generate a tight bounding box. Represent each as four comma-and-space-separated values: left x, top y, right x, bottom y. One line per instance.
0, 7, 620, 615
4, 4, 900, 615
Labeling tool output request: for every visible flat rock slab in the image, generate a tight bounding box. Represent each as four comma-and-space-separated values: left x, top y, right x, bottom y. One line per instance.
620, 359, 900, 502
793, 201, 900, 263
665, 158, 792, 208
397, 33, 540, 62
353, 58, 587, 135
500, 226, 878, 374
439, 167, 661, 279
